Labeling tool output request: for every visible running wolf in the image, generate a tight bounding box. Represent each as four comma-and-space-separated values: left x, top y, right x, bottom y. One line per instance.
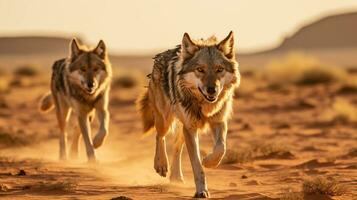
39, 38, 112, 163
137, 31, 240, 198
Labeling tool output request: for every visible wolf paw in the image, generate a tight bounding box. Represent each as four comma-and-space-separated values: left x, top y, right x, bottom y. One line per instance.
154, 155, 169, 177
202, 147, 225, 168
92, 131, 107, 149
202, 155, 221, 168
193, 190, 210, 198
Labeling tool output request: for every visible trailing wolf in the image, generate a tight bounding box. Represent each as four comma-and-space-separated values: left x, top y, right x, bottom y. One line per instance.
137, 31, 240, 198
39, 38, 112, 163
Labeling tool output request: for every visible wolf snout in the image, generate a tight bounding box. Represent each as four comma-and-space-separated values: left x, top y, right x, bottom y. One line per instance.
87, 81, 96, 89
206, 86, 217, 95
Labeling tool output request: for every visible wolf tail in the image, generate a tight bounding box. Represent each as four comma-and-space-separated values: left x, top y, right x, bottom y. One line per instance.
136, 90, 155, 135
39, 92, 55, 113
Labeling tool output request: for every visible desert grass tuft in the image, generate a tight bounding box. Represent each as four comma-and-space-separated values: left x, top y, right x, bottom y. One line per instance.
261, 52, 347, 87
338, 84, 357, 94
0, 79, 9, 93
111, 196, 134, 200
0, 128, 40, 148
302, 177, 347, 196
14, 64, 39, 77
35, 180, 77, 192
0, 130, 28, 147
113, 75, 138, 88
0, 68, 7, 77
346, 148, 357, 157
323, 99, 357, 124
221, 149, 254, 164
337, 78, 357, 95
251, 142, 289, 157
112, 68, 145, 89
221, 142, 291, 164
296, 67, 346, 85
0, 183, 11, 192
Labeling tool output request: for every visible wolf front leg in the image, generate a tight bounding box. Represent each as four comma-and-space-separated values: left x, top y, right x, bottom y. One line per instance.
202, 121, 227, 168
69, 125, 81, 159
93, 91, 110, 149
54, 96, 71, 161
153, 113, 172, 177
183, 127, 209, 198
78, 114, 96, 163
170, 128, 185, 183
92, 108, 109, 149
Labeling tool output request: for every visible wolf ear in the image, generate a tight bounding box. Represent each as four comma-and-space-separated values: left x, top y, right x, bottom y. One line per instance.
70, 38, 82, 58
181, 33, 199, 59
218, 31, 235, 59
94, 40, 106, 59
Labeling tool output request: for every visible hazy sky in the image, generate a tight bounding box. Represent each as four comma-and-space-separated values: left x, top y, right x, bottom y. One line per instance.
1, 0, 357, 54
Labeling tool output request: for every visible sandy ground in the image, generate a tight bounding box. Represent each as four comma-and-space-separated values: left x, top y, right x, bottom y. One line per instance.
0, 71, 356, 200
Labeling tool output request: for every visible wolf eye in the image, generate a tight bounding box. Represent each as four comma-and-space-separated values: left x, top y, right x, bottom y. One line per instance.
80, 68, 86, 72
216, 67, 225, 73
93, 68, 99, 72
196, 67, 204, 73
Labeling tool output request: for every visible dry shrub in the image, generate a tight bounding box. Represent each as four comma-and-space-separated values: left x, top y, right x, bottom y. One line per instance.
32, 180, 77, 192
0, 183, 11, 192
323, 99, 357, 124
302, 177, 347, 196
282, 177, 347, 199
221, 142, 291, 164
234, 77, 257, 98
0, 131, 27, 147
0, 128, 36, 148
337, 78, 357, 95
346, 67, 357, 74
338, 84, 357, 94
262, 53, 347, 87
113, 75, 138, 88
111, 196, 134, 200
0, 68, 7, 77
0, 68, 10, 93
112, 68, 145, 89
14, 64, 39, 77
0, 79, 9, 93
221, 149, 253, 164
346, 148, 357, 157
251, 142, 288, 157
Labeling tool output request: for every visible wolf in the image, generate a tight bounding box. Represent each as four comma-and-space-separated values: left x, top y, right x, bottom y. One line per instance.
39, 38, 112, 163
137, 31, 240, 198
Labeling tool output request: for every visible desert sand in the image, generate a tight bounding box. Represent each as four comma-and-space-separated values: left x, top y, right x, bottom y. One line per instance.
0, 64, 356, 200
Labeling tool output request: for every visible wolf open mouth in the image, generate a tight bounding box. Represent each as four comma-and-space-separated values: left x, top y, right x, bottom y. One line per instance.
84, 88, 96, 94
198, 87, 217, 102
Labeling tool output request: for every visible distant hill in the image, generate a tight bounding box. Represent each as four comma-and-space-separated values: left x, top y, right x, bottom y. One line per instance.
0, 36, 77, 55
240, 12, 357, 67
0, 36, 151, 72
276, 12, 357, 51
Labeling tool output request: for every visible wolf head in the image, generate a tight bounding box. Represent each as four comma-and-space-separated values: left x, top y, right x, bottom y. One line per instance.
178, 31, 239, 103
67, 38, 112, 95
